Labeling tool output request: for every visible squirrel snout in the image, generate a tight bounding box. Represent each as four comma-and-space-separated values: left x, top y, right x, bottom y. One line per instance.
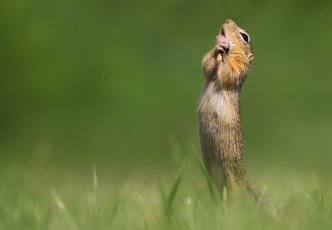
225, 19, 235, 25
223, 19, 237, 31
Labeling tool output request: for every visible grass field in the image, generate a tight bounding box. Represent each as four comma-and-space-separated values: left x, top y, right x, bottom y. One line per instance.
1, 155, 331, 230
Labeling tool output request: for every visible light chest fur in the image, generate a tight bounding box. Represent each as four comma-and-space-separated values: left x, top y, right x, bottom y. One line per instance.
198, 80, 245, 188
198, 81, 241, 130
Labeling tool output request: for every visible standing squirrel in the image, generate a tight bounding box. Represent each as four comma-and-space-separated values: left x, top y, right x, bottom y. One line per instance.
198, 19, 254, 195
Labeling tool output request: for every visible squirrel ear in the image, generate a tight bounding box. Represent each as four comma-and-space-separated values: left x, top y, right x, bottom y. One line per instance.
248, 53, 254, 61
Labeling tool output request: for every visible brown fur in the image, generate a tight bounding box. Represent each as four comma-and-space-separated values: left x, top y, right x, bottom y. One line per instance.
198, 19, 253, 194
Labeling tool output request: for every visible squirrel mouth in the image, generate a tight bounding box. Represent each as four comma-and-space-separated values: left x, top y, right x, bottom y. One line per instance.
220, 27, 225, 36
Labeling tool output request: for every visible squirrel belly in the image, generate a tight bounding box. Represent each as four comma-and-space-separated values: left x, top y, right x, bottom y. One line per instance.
198, 81, 245, 192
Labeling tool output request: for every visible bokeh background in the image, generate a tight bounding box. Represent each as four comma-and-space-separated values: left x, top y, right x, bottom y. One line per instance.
1, 0, 332, 182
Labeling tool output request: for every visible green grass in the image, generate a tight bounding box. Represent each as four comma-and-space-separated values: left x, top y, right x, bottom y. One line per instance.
0, 158, 331, 230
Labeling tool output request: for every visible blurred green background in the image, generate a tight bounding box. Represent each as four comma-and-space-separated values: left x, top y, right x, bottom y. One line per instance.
1, 0, 332, 177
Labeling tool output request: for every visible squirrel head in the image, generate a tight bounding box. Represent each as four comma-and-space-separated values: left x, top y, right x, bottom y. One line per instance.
217, 19, 253, 63
203, 19, 254, 89
216, 19, 254, 88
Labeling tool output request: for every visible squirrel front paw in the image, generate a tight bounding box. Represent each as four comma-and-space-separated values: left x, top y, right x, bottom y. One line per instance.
216, 34, 230, 54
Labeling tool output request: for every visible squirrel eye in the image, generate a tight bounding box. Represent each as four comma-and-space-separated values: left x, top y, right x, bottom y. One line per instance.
240, 32, 250, 43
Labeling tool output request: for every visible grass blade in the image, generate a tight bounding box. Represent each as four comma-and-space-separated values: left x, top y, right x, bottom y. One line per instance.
92, 164, 99, 217
162, 161, 187, 222
192, 148, 220, 202
51, 190, 79, 230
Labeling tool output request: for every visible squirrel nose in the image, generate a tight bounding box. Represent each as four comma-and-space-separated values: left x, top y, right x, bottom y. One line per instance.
224, 19, 236, 30
225, 19, 234, 24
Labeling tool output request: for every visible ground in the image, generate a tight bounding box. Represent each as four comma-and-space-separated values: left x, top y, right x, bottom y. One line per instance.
1, 158, 331, 230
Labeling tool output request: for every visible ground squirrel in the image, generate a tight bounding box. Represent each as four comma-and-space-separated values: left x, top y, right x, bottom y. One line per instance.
198, 19, 254, 195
